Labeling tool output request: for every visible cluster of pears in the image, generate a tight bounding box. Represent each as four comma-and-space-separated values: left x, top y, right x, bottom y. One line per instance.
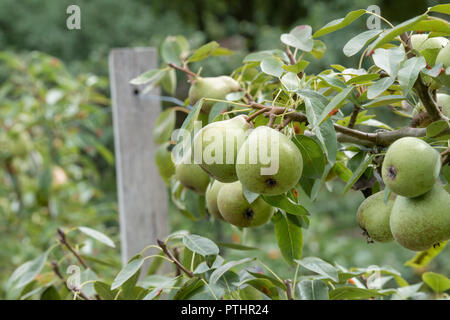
174, 114, 303, 228
357, 137, 450, 251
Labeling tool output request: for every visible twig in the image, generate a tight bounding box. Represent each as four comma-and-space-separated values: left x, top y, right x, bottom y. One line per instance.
246, 107, 270, 123
168, 63, 197, 82
286, 47, 296, 65
57, 228, 88, 269
348, 105, 361, 129
157, 239, 194, 278
173, 247, 181, 277
441, 147, 450, 165
51, 261, 91, 300
284, 279, 294, 300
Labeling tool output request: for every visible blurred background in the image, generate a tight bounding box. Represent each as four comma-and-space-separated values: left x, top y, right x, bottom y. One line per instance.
1, 0, 448, 299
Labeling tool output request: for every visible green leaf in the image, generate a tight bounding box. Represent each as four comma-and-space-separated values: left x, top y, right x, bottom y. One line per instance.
405, 241, 447, 268
260, 56, 284, 78
160, 68, 177, 95
292, 135, 325, 179
343, 30, 382, 57
372, 47, 406, 76
362, 95, 406, 108
15, 251, 49, 289
298, 280, 329, 300
182, 234, 219, 257
343, 154, 375, 194
209, 258, 254, 284
154, 108, 176, 144
310, 40, 327, 59
262, 195, 309, 216
333, 161, 353, 182
40, 286, 61, 300
367, 77, 395, 99
111, 255, 144, 290
316, 120, 337, 164
428, 4, 450, 15
281, 26, 313, 52
411, 17, 450, 34
426, 120, 449, 137
217, 243, 259, 251
225, 91, 245, 101
281, 72, 300, 91
187, 41, 219, 63
368, 14, 428, 50
295, 257, 339, 282
161, 36, 189, 66
329, 287, 394, 300
173, 277, 204, 300
247, 272, 285, 289
398, 56, 427, 94
208, 102, 228, 123
273, 211, 303, 264
243, 49, 287, 63
282, 60, 309, 73
313, 9, 366, 38
130, 67, 168, 85
316, 86, 353, 126
78, 226, 115, 248
346, 73, 380, 85
422, 272, 450, 293
242, 278, 280, 300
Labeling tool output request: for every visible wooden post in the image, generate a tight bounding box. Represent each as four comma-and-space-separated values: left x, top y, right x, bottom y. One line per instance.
109, 47, 169, 267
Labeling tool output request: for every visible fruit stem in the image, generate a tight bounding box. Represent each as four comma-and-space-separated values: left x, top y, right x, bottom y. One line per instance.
168, 63, 197, 82
284, 279, 294, 300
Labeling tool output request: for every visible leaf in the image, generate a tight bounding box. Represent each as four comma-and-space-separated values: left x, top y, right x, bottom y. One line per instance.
429, 4, 450, 15
292, 135, 325, 179
372, 47, 406, 76
329, 287, 394, 300
346, 73, 380, 85
343, 154, 375, 194
40, 286, 61, 300
243, 49, 287, 63
262, 195, 309, 216
217, 243, 259, 251
368, 14, 428, 50
398, 56, 427, 94
422, 272, 450, 293
160, 68, 177, 95
405, 242, 447, 268
310, 40, 327, 59
313, 9, 366, 38
343, 30, 382, 57
130, 67, 168, 85
209, 258, 254, 284
316, 86, 353, 126
243, 278, 280, 300
298, 280, 329, 300
316, 120, 337, 164
280, 25, 313, 52
94, 282, 118, 300
363, 95, 406, 108
260, 56, 284, 78
15, 251, 49, 289
153, 108, 176, 145
225, 91, 245, 101
111, 255, 144, 290
208, 102, 228, 123
78, 226, 115, 248
173, 277, 204, 300
295, 257, 339, 282
273, 211, 303, 264
367, 77, 395, 99
187, 41, 219, 63
411, 17, 450, 34
282, 60, 309, 73
426, 120, 449, 137
161, 36, 189, 66
182, 234, 219, 257
280, 72, 300, 91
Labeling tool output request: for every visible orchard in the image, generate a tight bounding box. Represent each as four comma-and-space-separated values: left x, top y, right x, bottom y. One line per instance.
4, 4, 450, 302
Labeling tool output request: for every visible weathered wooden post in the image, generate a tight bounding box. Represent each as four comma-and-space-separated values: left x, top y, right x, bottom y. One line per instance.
109, 47, 169, 267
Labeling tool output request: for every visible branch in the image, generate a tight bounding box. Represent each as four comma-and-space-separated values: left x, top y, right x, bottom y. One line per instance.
284, 279, 294, 300
348, 105, 361, 129
57, 228, 88, 269
442, 147, 450, 165
51, 261, 91, 300
168, 63, 197, 82
157, 239, 194, 278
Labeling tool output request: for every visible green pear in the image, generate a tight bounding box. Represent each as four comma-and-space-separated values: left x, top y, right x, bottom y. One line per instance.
411, 34, 448, 52
437, 93, 450, 118
217, 181, 275, 227
188, 76, 240, 113
382, 137, 441, 198
236, 126, 303, 195
436, 43, 450, 68
356, 191, 395, 243
192, 115, 253, 182
390, 184, 450, 251
155, 142, 175, 184
175, 151, 210, 195
205, 180, 226, 220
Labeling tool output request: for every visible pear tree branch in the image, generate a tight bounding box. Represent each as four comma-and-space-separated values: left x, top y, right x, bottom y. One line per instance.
157, 239, 194, 278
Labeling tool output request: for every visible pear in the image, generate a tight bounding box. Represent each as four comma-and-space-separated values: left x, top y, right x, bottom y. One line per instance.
192, 115, 253, 182
217, 181, 275, 227
356, 191, 395, 243
205, 180, 226, 220
188, 76, 240, 113
175, 151, 210, 195
155, 142, 175, 184
437, 93, 450, 118
236, 126, 303, 195
436, 43, 450, 68
382, 137, 441, 198
411, 34, 448, 52
390, 184, 450, 251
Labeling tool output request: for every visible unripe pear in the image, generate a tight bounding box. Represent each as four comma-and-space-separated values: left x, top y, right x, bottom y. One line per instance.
382, 137, 441, 198
205, 180, 226, 220
236, 126, 303, 195
192, 115, 253, 182
175, 151, 210, 195
155, 142, 175, 184
436, 43, 450, 68
437, 93, 450, 118
188, 76, 240, 113
217, 181, 275, 227
356, 191, 395, 243
411, 34, 448, 52
390, 184, 450, 251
